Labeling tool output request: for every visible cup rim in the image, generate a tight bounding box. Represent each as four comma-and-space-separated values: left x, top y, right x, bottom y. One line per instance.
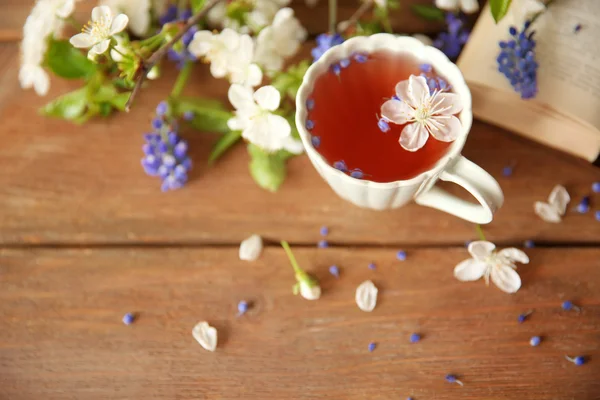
295, 33, 473, 188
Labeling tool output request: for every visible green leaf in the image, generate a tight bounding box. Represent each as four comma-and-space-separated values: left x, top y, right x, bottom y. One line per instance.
45, 39, 96, 79
175, 96, 232, 133
40, 87, 88, 121
411, 4, 445, 21
490, 0, 513, 23
248, 144, 287, 192
209, 130, 243, 164
93, 84, 130, 111
190, 0, 206, 13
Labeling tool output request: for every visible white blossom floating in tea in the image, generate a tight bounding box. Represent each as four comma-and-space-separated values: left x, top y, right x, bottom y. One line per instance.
380, 75, 463, 152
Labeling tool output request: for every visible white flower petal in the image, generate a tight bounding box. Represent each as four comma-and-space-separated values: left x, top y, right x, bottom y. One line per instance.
355, 280, 378, 312
468, 241, 496, 261
239, 234, 263, 261
548, 184, 570, 216
300, 281, 321, 300
428, 115, 461, 142
432, 92, 463, 115
70, 33, 95, 48
381, 99, 414, 125
491, 266, 522, 293
399, 122, 429, 152
435, 0, 458, 10
282, 136, 304, 154
407, 75, 430, 106
245, 64, 263, 87
459, 0, 479, 13
394, 80, 413, 107
228, 84, 255, 111
454, 259, 488, 281
219, 28, 241, 51
110, 14, 129, 35
534, 201, 562, 223
55, 0, 75, 18
32, 68, 50, 96
227, 117, 247, 131
412, 33, 433, 46
236, 34, 255, 64
498, 248, 530, 264
210, 60, 228, 78
188, 31, 213, 57
91, 39, 110, 54
92, 5, 112, 22
254, 86, 280, 111
192, 321, 217, 351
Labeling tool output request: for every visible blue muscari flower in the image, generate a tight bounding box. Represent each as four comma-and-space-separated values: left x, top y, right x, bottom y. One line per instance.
368, 342, 376, 352
141, 102, 192, 192
159, 4, 191, 26
530, 336, 541, 346
497, 21, 538, 99
237, 300, 249, 316
410, 333, 421, 343
122, 312, 135, 325
565, 355, 586, 365
167, 25, 198, 69
434, 13, 470, 61
311, 136, 321, 148
312, 33, 344, 62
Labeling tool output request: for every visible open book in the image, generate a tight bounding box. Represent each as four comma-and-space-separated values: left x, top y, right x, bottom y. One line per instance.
457, 1, 600, 162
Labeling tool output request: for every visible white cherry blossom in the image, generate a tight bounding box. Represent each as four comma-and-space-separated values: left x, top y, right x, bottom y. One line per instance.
70, 6, 129, 55
239, 234, 263, 261
380, 75, 463, 152
355, 280, 378, 312
247, 0, 291, 31
254, 8, 307, 72
19, 0, 79, 96
100, 0, 151, 37
229, 34, 263, 88
534, 185, 570, 223
227, 84, 302, 153
299, 280, 321, 300
454, 241, 529, 294
188, 28, 241, 79
435, 0, 479, 14
507, 0, 545, 25
192, 321, 217, 351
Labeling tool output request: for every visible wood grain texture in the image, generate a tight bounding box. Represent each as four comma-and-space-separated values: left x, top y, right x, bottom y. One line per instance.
0, 0, 445, 42
1, 247, 599, 400
1, 51, 599, 246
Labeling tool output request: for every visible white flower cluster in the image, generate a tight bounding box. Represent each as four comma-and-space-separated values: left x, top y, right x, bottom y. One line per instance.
207, 0, 291, 33
19, 0, 78, 96
99, 0, 151, 37
189, 7, 306, 153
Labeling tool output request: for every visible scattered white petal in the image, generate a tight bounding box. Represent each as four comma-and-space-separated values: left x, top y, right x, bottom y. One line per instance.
435, 0, 479, 14
239, 234, 263, 261
192, 321, 217, 352
356, 280, 378, 312
534, 185, 570, 223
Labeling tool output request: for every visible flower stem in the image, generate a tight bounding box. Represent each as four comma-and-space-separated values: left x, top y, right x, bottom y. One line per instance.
281, 241, 303, 275
328, 0, 337, 33
171, 60, 193, 98
476, 224, 486, 241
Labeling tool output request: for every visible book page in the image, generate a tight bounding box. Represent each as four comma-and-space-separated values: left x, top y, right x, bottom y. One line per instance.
458, 0, 600, 131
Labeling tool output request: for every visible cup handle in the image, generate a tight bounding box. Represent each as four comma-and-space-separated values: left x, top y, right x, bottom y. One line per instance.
414, 156, 504, 224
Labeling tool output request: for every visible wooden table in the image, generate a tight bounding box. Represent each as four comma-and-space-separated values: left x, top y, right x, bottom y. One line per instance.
1, 4, 600, 399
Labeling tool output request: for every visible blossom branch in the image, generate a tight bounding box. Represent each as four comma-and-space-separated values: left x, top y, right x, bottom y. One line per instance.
125, 0, 223, 112
338, 0, 374, 33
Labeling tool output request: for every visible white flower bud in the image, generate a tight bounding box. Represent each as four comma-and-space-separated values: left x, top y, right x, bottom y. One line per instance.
239, 234, 263, 261
299, 280, 321, 300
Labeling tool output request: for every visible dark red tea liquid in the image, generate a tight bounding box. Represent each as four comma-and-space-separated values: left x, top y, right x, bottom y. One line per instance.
306, 51, 453, 183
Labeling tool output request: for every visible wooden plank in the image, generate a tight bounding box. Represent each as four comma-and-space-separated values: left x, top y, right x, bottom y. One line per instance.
0, 247, 598, 399
0, 0, 444, 43
1, 43, 599, 246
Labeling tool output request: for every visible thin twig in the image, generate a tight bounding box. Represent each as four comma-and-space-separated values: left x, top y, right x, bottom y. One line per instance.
338, 0, 374, 33
125, 0, 222, 112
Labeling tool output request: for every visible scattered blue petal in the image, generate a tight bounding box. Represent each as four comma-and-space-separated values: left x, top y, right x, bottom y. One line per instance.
524, 240, 535, 248
445, 374, 463, 385
320, 226, 329, 236
368, 263, 376, 270
312, 33, 344, 62
333, 160, 348, 172
410, 333, 421, 343
591, 182, 600, 193
518, 310, 532, 323
368, 342, 376, 352
340, 58, 351, 68
566, 355, 586, 365
329, 265, 340, 278
596, 210, 600, 222
378, 118, 390, 133
311, 136, 321, 148
237, 300, 249, 316
183, 111, 194, 121
530, 336, 541, 346
350, 169, 364, 179
156, 101, 168, 116
562, 300, 581, 312
318, 240, 329, 248
332, 64, 342, 76
353, 53, 368, 63
306, 98, 315, 111
503, 166, 513, 177
122, 313, 135, 325
419, 63, 433, 73
574, 24, 582, 33
577, 202, 590, 214
396, 250, 407, 261
306, 119, 315, 130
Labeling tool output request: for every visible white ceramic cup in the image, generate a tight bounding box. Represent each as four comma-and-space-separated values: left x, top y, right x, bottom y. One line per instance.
295, 34, 503, 224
